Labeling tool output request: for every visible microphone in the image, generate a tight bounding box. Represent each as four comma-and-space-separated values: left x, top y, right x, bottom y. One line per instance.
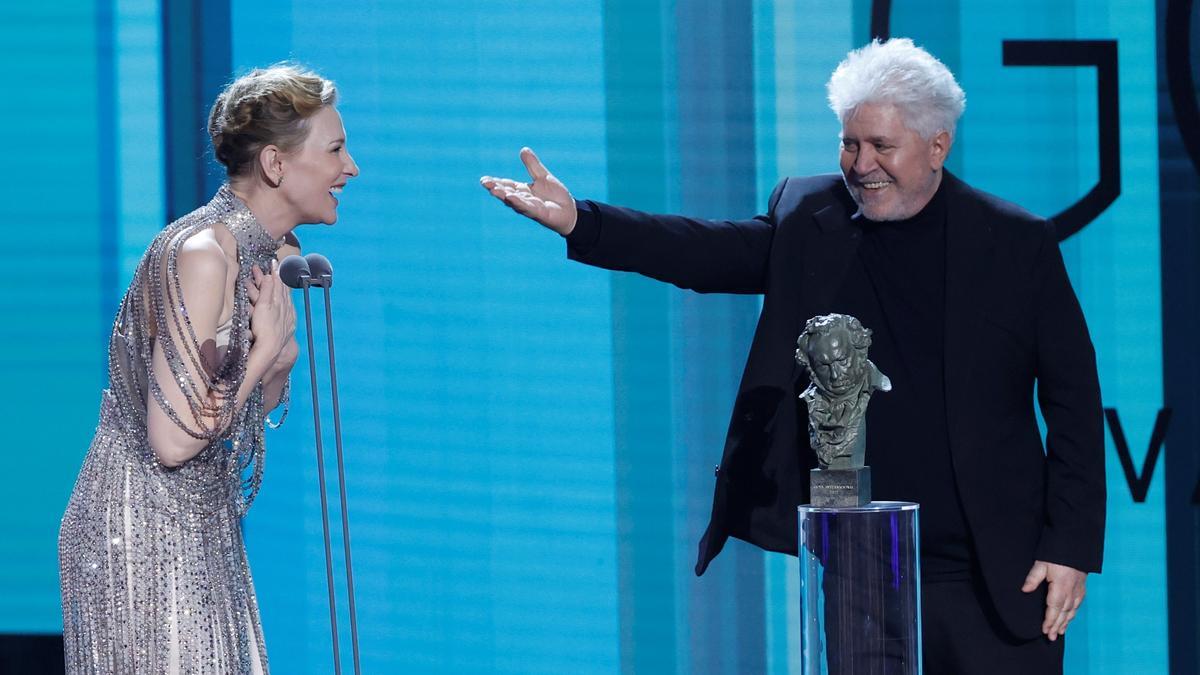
288, 251, 360, 675
279, 255, 311, 289
305, 253, 333, 287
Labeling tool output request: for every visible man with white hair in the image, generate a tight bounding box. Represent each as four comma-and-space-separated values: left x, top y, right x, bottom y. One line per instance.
481, 38, 1104, 673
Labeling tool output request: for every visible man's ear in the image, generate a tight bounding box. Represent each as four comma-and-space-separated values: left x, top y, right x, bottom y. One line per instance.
929, 130, 952, 172
258, 144, 284, 186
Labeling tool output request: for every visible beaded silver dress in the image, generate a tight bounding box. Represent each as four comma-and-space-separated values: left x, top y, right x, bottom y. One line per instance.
59, 186, 288, 674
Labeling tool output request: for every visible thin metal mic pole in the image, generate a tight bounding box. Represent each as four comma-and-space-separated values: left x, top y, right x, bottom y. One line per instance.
303, 278, 343, 675
318, 277, 361, 675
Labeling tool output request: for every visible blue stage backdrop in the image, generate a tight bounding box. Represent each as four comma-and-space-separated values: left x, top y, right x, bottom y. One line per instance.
1, 1, 1196, 673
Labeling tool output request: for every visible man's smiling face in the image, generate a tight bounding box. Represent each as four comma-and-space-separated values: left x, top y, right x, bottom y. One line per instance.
839, 102, 949, 221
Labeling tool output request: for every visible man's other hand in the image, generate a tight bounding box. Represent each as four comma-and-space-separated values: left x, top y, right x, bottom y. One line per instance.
1021, 559, 1087, 641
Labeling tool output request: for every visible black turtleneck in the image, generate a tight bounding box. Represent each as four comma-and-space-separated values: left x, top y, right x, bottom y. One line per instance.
832, 179, 975, 581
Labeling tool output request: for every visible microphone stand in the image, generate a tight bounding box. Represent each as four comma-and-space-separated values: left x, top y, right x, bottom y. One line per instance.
286, 254, 361, 675
309, 268, 362, 675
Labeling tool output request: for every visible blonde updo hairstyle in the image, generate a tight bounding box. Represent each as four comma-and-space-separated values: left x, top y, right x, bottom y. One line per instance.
207, 64, 338, 180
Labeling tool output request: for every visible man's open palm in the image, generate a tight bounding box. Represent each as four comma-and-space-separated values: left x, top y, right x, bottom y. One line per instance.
480, 147, 577, 236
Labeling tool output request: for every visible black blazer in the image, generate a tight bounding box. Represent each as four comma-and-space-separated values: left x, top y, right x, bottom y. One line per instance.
568, 172, 1105, 638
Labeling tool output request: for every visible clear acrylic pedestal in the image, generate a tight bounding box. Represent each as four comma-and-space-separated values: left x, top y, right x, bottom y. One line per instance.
797, 501, 922, 675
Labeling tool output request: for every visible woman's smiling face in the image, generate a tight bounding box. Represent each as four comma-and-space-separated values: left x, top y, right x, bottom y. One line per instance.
277, 106, 360, 225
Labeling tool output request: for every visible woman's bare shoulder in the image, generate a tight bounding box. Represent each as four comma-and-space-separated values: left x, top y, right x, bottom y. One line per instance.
201, 221, 241, 259
176, 230, 230, 276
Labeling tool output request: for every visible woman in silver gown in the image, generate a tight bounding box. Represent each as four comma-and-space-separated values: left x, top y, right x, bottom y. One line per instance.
59, 64, 359, 674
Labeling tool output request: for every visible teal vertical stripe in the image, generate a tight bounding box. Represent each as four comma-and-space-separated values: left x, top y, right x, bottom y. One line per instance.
115, 0, 166, 285
161, 0, 230, 221
674, 1, 767, 674
602, 2, 679, 672
96, 0, 119, 328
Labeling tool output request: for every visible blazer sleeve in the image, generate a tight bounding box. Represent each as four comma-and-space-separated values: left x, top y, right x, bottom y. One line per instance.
1032, 222, 1106, 572
564, 178, 789, 294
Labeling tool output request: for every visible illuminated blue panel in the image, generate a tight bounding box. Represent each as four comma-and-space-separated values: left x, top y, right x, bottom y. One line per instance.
0, 0, 163, 635
232, 2, 619, 672
0, 0, 107, 633
115, 0, 165, 289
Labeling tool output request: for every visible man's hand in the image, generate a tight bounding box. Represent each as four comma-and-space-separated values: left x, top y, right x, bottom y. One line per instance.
1021, 560, 1087, 641
480, 147, 578, 236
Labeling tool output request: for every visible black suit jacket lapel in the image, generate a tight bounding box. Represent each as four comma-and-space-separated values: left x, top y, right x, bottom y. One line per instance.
942, 172, 995, 449
802, 198, 862, 316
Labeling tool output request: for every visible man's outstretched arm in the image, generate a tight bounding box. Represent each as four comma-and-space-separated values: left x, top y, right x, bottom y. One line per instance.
481, 148, 781, 294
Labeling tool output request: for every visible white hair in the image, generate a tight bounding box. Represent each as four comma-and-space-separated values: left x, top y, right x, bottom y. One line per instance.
826, 38, 966, 140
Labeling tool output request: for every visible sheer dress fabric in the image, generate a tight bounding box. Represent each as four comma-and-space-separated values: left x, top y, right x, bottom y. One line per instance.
59, 186, 288, 674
